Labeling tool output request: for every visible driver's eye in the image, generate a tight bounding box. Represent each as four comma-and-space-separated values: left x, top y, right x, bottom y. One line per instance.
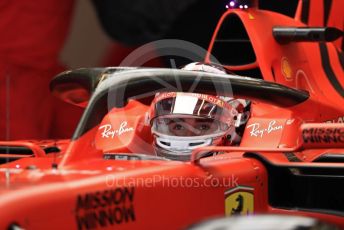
197, 124, 210, 131
173, 124, 184, 130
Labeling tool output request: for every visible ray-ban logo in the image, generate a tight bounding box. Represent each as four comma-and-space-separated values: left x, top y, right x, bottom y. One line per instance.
246, 120, 283, 138
99, 121, 134, 139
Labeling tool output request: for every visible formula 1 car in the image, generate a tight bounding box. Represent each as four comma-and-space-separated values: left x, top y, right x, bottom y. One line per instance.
0, 0, 344, 229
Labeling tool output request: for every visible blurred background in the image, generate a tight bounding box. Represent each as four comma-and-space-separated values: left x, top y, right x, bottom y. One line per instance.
0, 0, 313, 140
61, 0, 110, 69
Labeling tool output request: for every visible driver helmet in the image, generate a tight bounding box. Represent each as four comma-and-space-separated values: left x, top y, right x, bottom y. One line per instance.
150, 92, 238, 161
182, 61, 234, 75
149, 62, 250, 161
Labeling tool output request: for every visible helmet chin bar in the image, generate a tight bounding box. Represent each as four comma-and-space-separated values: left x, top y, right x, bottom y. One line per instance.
151, 120, 232, 160
153, 132, 227, 161
155, 137, 213, 153
153, 145, 192, 161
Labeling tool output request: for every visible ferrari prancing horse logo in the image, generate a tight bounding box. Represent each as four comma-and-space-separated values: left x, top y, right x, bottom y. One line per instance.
225, 186, 254, 216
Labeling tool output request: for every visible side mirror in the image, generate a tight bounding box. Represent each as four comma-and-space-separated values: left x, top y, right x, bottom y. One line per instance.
50, 67, 136, 107
50, 68, 105, 108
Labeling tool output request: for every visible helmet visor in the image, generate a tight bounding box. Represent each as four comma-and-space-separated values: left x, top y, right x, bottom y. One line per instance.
151, 93, 235, 137
152, 116, 230, 137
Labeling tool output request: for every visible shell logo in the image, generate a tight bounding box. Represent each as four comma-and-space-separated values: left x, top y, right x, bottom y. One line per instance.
281, 57, 293, 81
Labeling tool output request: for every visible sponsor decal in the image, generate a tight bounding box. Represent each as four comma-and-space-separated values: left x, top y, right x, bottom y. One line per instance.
154, 92, 233, 110
76, 187, 135, 230
325, 116, 344, 123
246, 120, 283, 138
98, 122, 134, 139
286, 119, 295, 125
225, 186, 254, 216
302, 127, 344, 144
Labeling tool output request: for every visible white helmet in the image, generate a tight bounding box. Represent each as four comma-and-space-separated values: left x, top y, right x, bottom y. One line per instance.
182, 62, 233, 75
150, 92, 238, 161
149, 62, 249, 161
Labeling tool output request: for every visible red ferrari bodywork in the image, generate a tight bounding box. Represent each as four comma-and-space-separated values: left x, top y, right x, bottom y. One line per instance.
0, 1, 343, 229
